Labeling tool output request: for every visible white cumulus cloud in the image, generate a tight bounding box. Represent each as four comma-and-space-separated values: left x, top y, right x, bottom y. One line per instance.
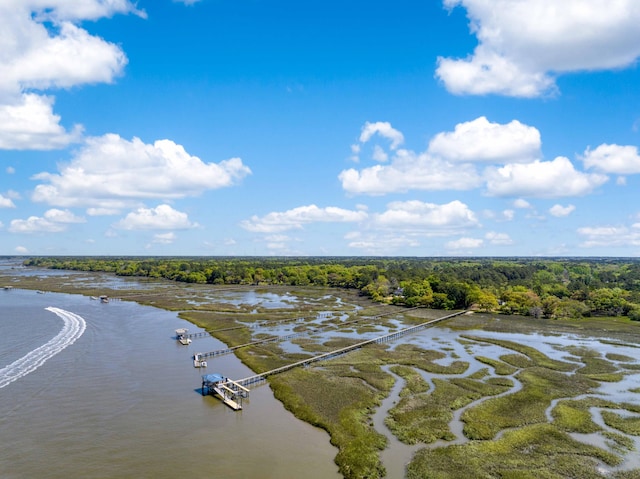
372, 145, 389, 163
485, 231, 513, 245
359, 121, 405, 150
502, 209, 515, 221
341, 117, 542, 197
582, 144, 640, 175
485, 157, 608, 198
549, 204, 576, 217
241, 205, 368, 233
446, 237, 484, 250
578, 224, 640, 248
43, 208, 86, 223
0, 1, 143, 150
153, 232, 177, 244
9, 208, 85, 233
437, 0, 640, 97
0, 194, 16, 208
114, 204, 197, 231
0, 94, 83, 150
339, 149, 481, 195
513, 199, 531, 209
373, 200, 480, 233
345, 231, 421, 254
342, 118, 614, 199
32, 134, 251, 210
428, 116, 541, 163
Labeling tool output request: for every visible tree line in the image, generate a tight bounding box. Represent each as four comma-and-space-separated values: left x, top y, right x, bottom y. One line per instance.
23, 256, 640, 320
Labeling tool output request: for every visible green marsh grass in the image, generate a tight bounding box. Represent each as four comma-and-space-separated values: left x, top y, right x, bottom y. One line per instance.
462, 335, 577, 371
551, 398, 605, 433
385, 344, 469, 374
606, 353, 636, 362
267, 350, 392, 479
385, 379, 467, 444
406, 423, 622, 479
462, 367, 596, 440
562, 345, 626, 381
389, 365, 430, 396
386, 373, 512, 444
604, 431, 636, 453
467, 367, 490, 380
602, 411, 640, 435
475, 355, 519, 375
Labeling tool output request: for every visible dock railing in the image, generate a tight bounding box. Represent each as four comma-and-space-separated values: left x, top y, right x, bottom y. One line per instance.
233, 310, 466, 388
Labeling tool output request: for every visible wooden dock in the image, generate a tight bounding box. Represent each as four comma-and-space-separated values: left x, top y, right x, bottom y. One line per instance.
193, 307, 423, 360
203, 310, 467, 402
175, 328, 192, 345
193, 353, 207, 368
177, 312, 333, 342
201, 373, 250, 410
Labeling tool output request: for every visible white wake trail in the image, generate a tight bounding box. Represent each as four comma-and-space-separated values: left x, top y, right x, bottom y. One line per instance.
0, 307, 87, 389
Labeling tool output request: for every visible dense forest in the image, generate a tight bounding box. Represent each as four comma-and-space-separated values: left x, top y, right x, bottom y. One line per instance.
23, 256, 640, 321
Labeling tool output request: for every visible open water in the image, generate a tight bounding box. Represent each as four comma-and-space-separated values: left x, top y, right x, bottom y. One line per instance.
0, 287, 340, 479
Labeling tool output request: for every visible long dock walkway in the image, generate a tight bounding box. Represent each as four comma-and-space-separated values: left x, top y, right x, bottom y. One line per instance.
178, 312, 332, 340
232, 310, 466, 389
194, 306, 422, 359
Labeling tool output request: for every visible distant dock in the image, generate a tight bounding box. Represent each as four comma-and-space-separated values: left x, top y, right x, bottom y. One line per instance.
175, 328, 192, 345
193, 353, 207, 368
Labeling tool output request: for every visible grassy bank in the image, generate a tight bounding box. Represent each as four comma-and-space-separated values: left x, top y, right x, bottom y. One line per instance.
407, 424, 622, 479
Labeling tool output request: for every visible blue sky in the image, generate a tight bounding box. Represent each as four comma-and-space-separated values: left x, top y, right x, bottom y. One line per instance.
2, 0, 640, 256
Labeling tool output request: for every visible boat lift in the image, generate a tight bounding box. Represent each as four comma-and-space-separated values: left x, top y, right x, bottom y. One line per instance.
175, 328, 192, 345
201, 373, 249, 410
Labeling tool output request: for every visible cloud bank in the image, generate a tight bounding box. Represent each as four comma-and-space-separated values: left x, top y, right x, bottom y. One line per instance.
339, 118, 609, 198
0, 1, 145, 150
32, 134, 251, 211
437, 0, 640, 97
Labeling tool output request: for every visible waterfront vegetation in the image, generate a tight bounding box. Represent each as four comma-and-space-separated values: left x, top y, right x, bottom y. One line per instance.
22, 256, 640, 320
406, 424, 623, 479
4, 257, 640, 478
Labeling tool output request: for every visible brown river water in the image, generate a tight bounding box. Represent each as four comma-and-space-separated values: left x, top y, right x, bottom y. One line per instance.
0, 287, 340, 479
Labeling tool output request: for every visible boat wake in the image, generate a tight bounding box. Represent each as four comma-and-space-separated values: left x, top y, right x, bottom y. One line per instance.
0, 307, 87, 389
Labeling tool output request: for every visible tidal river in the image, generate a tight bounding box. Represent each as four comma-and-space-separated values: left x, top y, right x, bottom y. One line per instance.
0, 288, 340, 479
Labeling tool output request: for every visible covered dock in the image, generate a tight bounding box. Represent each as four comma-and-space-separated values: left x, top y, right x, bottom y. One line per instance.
175, 328, 192, 345
201, 373, 249, 411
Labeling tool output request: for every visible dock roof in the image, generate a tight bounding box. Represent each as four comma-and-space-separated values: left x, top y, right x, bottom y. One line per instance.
202, 373, 225, 383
